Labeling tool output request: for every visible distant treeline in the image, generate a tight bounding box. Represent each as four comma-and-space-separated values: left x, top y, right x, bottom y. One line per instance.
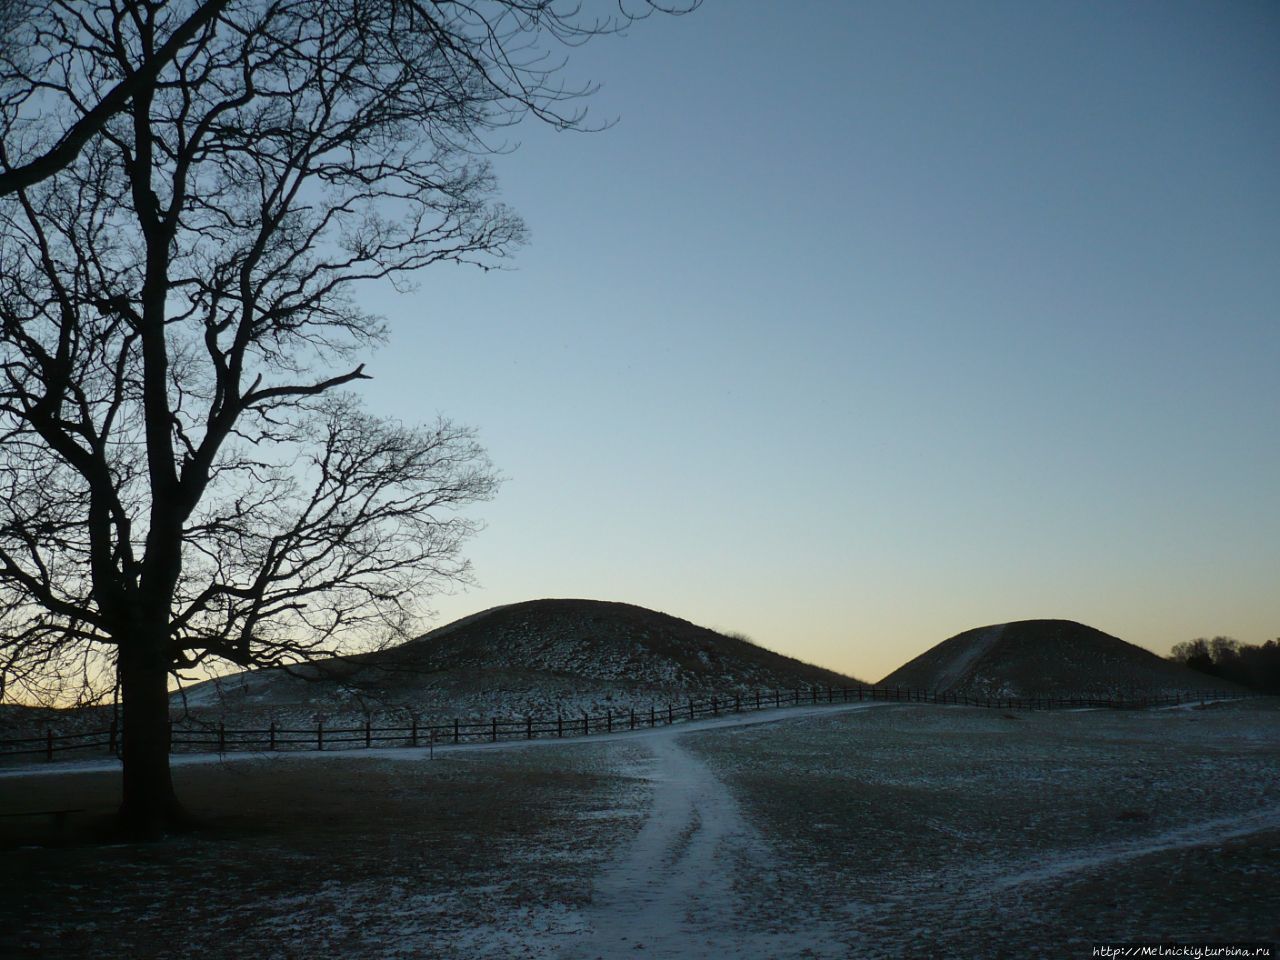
1169, 637, 1280, 694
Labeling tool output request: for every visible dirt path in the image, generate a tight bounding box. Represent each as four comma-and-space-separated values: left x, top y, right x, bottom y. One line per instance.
565, 727, 848, 960
931, 622, 1006, 691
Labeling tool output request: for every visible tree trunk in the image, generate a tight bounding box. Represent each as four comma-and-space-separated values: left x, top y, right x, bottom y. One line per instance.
118, 634, 183, 839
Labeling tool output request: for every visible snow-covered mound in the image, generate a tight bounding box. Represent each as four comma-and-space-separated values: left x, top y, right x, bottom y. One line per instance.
879, 620, 1242, 700
173, 599, 858, 723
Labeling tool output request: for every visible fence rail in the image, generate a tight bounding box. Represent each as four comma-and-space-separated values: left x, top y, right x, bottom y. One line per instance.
0, 684, 1257, 763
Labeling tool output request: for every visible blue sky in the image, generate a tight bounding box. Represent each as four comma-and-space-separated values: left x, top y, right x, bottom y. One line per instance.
357, 0, 1279, 681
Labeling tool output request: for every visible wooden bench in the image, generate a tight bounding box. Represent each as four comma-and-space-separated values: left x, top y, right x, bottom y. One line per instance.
0, 808, 85, 830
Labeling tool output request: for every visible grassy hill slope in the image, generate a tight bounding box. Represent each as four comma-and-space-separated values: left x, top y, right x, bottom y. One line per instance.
173, 598, 859, 721
880, 619, 1244, 699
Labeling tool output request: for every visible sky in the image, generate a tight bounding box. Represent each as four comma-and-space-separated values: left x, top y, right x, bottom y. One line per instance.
355, 0, 1279, 683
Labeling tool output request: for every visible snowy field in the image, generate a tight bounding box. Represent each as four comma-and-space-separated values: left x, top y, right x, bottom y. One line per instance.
1, 700, 1277, 959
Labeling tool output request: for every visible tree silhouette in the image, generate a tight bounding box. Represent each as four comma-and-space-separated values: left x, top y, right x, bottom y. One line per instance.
1170, 637, 1280, 694
0, 0, 233, 196
0, 0, 694, 837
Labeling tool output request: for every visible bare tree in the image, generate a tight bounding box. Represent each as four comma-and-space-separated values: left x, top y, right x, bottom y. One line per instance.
0, 0, 234, 195
0, 0, 693, 837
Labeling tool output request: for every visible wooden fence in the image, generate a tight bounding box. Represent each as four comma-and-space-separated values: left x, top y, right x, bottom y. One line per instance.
0, 684, 1255, 763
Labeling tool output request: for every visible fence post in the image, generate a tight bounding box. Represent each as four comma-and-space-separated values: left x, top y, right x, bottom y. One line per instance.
558, 715, 563, 738
630, 709, 636, 731
584, 714, 590, 737
735, 695, 741, 713
365, 718, 372, 749
453, 719, 460, 745
668, 704, 674, 725
269, 720, 276, 751
793, 689, 799, 706
649, 706, 656, 727
317, 720, 323, 751
46, 728, 53, 762
411, 718, 418, 748
607, 711, 612, 733
491, 717, 497, 742
219, 722, 226, 754
527, 717, 533, 740
712, 697, 719, 716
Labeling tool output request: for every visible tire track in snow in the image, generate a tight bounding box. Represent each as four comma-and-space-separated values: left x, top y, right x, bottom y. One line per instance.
848, 805, 1280, 939
987, 805, 1280, 890
565, 728, 847, 960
